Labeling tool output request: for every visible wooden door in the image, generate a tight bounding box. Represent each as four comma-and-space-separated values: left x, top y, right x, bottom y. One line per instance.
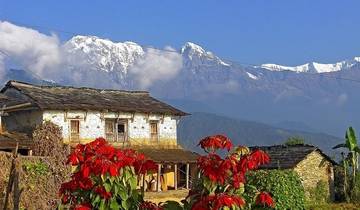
70, 120, 80, 143
117, 120, 128, 142
150, 121, 158, 142
105, 119, 115, 141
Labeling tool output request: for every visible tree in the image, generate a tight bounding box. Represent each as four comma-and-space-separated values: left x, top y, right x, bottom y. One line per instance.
283, 136, 305, 146
333, 126, 360, 202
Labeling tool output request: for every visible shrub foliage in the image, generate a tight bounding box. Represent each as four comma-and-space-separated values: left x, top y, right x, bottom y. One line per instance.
246, 170, 305, 210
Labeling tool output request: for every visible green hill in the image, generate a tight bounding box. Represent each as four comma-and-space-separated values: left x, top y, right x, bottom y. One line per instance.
178, 112, 343, 157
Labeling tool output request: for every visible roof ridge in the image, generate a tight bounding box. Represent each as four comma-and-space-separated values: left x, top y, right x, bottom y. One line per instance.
251, 144, 316, 148
6, 80, 150, 95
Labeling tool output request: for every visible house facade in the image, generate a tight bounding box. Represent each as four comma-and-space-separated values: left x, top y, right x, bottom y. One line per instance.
0, 81, 186, 147
5, 109, 179, 147
0, 80, 198, 193
253, 144, 336, 201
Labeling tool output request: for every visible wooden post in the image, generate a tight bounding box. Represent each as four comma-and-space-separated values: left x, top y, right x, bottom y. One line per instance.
3, 143, 19, 210
157, 164, 161, 192
174, 164, 177, 190
186, 163, 190, 189
141, 173, 146, 195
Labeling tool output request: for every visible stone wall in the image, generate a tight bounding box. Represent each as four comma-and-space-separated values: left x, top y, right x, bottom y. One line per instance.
3, 110, 43, 134
294, 150, 335, 201
0, 151, 60, 210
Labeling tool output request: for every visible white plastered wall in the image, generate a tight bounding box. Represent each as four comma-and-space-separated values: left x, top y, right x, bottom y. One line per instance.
42, 110, 178, 144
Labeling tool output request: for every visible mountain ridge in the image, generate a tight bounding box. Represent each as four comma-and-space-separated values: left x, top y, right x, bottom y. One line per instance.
3, 34, 360, 137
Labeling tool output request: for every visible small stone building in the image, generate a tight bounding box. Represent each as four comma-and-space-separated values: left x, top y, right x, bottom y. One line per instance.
252, 144, 337, 201
0, 80, 198, 192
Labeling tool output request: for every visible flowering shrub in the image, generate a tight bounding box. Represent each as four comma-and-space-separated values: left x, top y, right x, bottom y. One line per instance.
58, 135, 275, 210
246, 170, 305, 209
182, 134, 275, 210
58, 137, 157, 210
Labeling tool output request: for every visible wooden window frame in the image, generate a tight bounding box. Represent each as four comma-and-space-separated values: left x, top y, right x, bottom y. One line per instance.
105, 119, 116, 142
70, 120, 80, 143
150, 120, 159, 142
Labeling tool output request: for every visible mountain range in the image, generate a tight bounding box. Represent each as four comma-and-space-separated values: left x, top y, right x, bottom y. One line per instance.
2, 35, 360, 141
178, 112, 342, 157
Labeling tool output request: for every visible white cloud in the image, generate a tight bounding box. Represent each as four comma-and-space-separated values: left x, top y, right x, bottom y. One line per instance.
0, 54, 5, 79
0, 21, 183, 89
0, 21, 62, 77
129, 47, 183, 88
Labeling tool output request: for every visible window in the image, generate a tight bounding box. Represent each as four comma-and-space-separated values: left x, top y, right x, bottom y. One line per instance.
70, 120, 80, 142
150, 121, 159, 142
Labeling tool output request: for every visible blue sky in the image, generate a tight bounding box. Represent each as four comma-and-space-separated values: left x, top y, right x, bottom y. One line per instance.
1, 0, 360, 65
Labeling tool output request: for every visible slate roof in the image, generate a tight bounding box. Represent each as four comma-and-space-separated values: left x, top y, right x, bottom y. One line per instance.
0, 132, 33, 150
0, 80, 188, 116
137, 148, 199, 163
0, 93, 28, 107
250, 144, 337, 169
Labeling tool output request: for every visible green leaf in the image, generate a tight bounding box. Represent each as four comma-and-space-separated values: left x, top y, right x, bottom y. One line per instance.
333, 143, 346, 149
161, 201, 183, 210
346, 126, 358, 151
99, 199, 106, 210
119, 189, 128, 200
104, 182, 112, 192
92, 194, 101, 207
121, 200, 129, 210
110, 198, 120, 210
129, 177, 137, 190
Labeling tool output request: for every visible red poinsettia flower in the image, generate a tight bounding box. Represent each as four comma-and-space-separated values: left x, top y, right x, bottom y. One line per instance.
256, 192, 275, 207
191, 195, 216, 210
94, 186, 112, 200
213, 194, 245, 209
74, 203, 92, 210
198, 134, 233, 152
250, 149, 270, 165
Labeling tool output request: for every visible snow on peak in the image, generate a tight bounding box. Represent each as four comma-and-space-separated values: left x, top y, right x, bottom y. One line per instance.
260, 63, 310, 73
181, 42, 206, 54
181, 42, 230, 66
65, 35, 144, 72
259, 57, 360, 73
246, 72, 259, 80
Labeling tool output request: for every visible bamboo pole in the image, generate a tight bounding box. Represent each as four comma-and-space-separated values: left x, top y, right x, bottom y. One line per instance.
157, 164, 161, 192
174, 164, 177, 190
186, 163, 190, 189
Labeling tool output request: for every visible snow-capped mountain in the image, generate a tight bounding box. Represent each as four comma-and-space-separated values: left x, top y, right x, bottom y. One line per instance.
181, 42, 230, 68
3, 35, 360, 137
259, 57, 360, 73
64, 35, 144, 73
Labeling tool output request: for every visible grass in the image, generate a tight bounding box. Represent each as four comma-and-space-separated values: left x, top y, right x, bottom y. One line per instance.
306, 203, 360, 210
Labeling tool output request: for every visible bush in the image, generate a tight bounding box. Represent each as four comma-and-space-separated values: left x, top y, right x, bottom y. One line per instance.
307, 180, 329, 205
58, 138, 158, 210
246, 170, 305, 210
283, 137, 305, 146
182, 135, 275, 209
334, 166, 346, 202
350, 172, 360, 203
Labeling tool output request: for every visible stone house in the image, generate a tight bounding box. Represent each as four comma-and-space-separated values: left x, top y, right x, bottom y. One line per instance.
0, 80, 198, 192
252, 144, 337, 201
